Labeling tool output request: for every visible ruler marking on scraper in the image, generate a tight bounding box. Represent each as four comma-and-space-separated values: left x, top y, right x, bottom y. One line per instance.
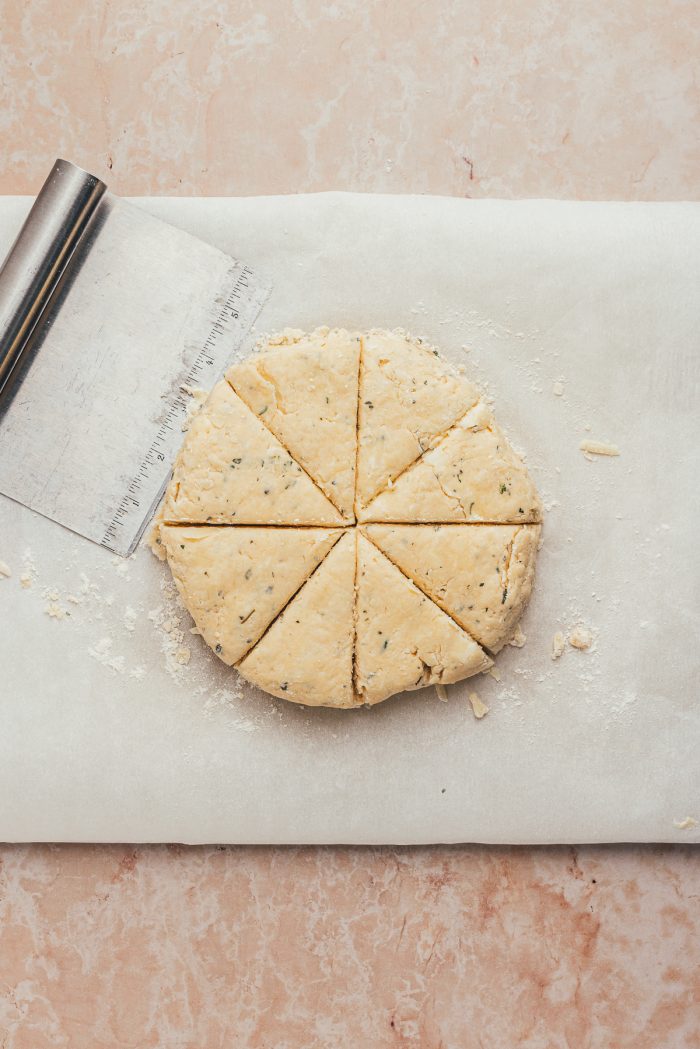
98, 261, 268, 555
0, 194, 271, 558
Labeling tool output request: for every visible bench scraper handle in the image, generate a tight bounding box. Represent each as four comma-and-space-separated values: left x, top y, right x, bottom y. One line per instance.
0, 159, 106, 401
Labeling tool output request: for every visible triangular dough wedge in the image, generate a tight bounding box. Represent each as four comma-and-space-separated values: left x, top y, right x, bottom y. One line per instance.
163, 380, 343, 525
360, 403, 542, 524
355, 534, 492, 705
356, 331, 480, 509
227, 329, 360, 520
160, 525, 341, 665
237, 532, 357, 708
364, 524, 541, 653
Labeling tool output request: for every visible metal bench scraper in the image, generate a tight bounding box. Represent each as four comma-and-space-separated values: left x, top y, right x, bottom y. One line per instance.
0, 159, 271, 556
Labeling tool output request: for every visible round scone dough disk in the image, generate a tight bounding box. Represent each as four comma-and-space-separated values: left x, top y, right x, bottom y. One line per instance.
158, 328, 542, 708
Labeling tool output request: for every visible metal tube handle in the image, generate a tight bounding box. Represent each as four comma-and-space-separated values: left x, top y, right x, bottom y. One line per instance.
0, 159, 107, 398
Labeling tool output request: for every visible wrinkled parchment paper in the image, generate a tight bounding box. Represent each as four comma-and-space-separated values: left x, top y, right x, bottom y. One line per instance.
0, 194, 698, 844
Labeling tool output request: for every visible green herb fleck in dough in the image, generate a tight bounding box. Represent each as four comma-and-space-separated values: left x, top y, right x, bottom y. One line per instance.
502, 588, 508, 604
499, 483, 508, 494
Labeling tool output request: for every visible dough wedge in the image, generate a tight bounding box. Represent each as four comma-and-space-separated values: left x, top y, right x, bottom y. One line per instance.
364, 523, 541, 653
160, 525, 342, 665
237, 532, 357, 707
228, 328, 360, 520
360, 403, 542, 524
163, 380, 343, 525
355, 534, 492, 705
356, 331, 479, 510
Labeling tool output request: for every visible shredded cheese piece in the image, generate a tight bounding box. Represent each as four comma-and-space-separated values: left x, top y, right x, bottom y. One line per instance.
579, 440, 620, 457
673, 816, 698, 830
435, 683, 449, 702
468, 691, 489, 719
552, 631, 566, 660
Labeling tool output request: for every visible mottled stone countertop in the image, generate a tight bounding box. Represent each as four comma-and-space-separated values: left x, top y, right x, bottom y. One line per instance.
1, 2, 698, 1046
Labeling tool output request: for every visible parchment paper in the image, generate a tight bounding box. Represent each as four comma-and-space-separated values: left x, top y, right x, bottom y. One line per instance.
0, 193, 698, 844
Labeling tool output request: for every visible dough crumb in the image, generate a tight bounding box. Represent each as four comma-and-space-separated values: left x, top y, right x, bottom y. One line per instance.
180, 384, 209, 430
673, 816, 698, 830
45, 601, 68, 620
508, 624, 526, 648
468, 691, 489, 719
0, 559, 11, 579
175, 647, 191, 665
551, 631, 566, 660
124, 606, 138, 632
486, 666, 501, 682
435, 683, 449, 702
580, 439, 620, 457
569, 625, 593, 651
146, 516, 167, 560
552, 380, 565, 396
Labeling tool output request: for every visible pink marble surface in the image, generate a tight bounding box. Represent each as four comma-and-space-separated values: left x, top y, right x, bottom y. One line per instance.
1, 1, 699, 1046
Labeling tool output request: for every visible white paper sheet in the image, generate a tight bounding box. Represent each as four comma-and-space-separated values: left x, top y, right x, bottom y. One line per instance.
0, 193, 698, 844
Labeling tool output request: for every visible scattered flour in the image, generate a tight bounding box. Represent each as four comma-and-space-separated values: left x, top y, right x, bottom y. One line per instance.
88, 637, 125, 674
20, 548, 38, 588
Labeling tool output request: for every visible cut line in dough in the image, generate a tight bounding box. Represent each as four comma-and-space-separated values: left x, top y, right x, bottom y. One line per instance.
163, 380, 345, 526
